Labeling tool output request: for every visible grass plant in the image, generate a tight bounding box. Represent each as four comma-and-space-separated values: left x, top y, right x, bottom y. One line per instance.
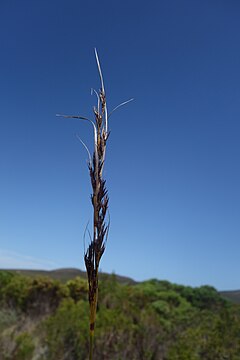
57, 49, 132, 359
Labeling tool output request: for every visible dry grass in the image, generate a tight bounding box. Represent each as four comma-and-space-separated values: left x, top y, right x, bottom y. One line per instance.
57, 49, 132, 359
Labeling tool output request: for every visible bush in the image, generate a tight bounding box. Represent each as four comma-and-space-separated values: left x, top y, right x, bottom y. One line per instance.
66, 277, 88, 302
0, 271, 14, 288
25, 277, 69, 315
2, 274, 31, 310
14, 332, 35, 360
1, 273, 69, 315
180, 285, 225, 310
45, 299, 89, 360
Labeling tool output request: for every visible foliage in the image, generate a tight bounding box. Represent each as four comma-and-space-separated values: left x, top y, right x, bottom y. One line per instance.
45, 299, 89, 360
25, 276, 69, 315
0, 272, 68, 314
0, 271, 15, 289
0, 271, 240, 359
66, 277, 88, 303
1, 273, 31, 310
14, 332, 35, 360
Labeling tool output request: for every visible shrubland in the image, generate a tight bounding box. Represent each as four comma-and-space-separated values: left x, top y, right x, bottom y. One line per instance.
0, 270, 239, 359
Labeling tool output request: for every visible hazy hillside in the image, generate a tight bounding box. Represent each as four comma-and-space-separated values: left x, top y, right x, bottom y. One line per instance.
220, 290, 240, 304
2, 268, 136, 285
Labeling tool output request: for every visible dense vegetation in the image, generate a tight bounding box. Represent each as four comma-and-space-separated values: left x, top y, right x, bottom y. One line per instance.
0, 270, 239, 359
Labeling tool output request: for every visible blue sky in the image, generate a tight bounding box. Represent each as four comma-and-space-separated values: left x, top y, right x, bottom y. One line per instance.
0, 0, 240, 290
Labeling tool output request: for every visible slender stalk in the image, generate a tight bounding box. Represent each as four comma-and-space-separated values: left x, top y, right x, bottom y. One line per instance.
89, 331, 94, 360
84, 50, 109, 359
89, 291, 97, 360
57, 49, 132, 360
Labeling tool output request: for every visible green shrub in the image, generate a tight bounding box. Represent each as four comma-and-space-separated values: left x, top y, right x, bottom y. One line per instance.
179, 285, 224, 310
45, 299, 89, 360
25, 277, 69, 315
14, 332, 35, 360
0, 271, 239, 359
2, 274, 31, 310
0, 271, 14, 288
1, 273, 69, 314
66, 277, 88, 302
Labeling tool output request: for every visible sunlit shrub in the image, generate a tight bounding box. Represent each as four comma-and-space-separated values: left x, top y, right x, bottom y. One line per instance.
25, 277, 69, 315
66, 277, 88, 302
2, 274, 31, 310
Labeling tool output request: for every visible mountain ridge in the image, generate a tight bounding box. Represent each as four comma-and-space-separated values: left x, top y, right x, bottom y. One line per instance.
0, 267, 137, 285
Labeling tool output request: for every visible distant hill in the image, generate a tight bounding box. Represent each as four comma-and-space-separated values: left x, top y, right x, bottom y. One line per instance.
219, 290, 240, 304
1, 268, 137, 285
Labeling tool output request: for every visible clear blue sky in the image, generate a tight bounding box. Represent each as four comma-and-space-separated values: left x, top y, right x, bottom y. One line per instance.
0, 0, 239, 290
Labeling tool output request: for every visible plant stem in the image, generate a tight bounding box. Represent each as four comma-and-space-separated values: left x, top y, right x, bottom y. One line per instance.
89, 330, 94, 360
89, 288, 98, 360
